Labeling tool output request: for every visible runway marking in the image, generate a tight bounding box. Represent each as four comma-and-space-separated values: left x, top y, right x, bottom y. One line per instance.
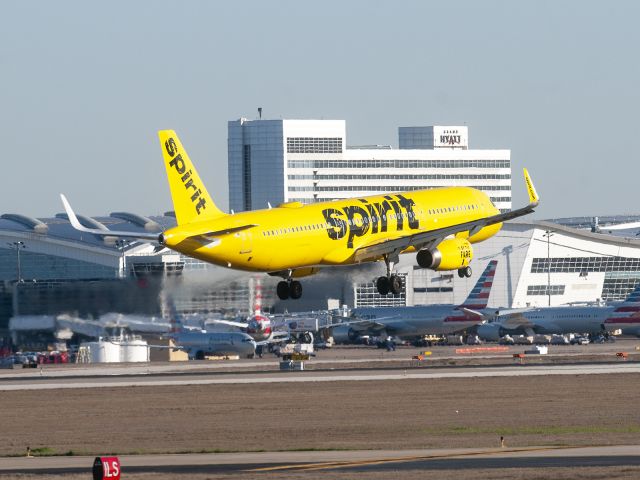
2, 363, 640, 391
247, 446, 579, 472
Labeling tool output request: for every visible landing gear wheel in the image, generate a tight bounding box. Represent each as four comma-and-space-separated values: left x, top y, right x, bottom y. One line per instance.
389, 274, 402, 295
289, 280, 303, 299
376, 276, 390, 295
458, 266, 472, 278
276, 281, 290, 300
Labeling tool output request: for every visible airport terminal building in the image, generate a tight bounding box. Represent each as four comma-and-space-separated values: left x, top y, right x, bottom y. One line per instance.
395, 218, 640, 310
0, 212, 270, 334
228, 120, 512, 213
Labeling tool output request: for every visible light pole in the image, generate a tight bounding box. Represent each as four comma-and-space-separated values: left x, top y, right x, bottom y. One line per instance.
115, 240, 129, 278
542, 230, 554, 306
7, 241, 25, 283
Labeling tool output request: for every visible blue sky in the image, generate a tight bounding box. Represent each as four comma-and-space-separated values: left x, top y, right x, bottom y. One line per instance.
2, 1, 638, 219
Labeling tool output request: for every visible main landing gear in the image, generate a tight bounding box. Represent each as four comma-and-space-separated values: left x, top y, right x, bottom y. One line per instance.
376, 254, 403, 296
276, 279, 302, 300
457, 266, 473, 278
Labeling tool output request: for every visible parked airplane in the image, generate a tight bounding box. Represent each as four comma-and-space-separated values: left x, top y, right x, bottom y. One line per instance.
332, 260, 499, 343
61, 130, 539, 300
477, 283, 640, 340
169, 330, 257, 359
604, 286, 640, 337
163, 306, 257, 359
207, 278, 289, 343
209, 308, 290, 344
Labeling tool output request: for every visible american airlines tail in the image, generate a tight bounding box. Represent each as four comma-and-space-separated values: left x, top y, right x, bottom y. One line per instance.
604, 283, 640, 334
158, 130, 226, 225
459, 260, 498, 310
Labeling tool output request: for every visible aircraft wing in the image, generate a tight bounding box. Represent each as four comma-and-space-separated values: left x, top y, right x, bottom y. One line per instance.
207, 319, 250, 329
491, 310, 536, 329
458, 307, 488, 322
256, 331, 290, 346
60, 194, 161, 241
354, 169, 539, 263
330, 316, 396, 334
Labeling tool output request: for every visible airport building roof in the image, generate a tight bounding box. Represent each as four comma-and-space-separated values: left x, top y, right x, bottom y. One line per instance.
0, 212, 176, 250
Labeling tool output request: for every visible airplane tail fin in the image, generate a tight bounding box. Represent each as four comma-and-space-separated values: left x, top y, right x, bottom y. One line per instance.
159, 130, 226, 225
523, 168, 539, 207
611, 283, 640, 313
460, 260, 498, 309
604, 282, 640, 330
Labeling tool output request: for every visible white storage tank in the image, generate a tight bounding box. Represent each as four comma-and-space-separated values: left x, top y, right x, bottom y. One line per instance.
83, 340, 121, 363
120, 339, 149, 362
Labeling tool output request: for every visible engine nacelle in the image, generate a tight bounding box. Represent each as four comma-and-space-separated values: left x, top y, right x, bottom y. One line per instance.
476, 323, 504, 342
331, 325, 360, 344
416, 238, 473, 271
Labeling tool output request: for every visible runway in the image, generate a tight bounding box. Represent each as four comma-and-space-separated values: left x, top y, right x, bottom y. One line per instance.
1, 446, 638, 476
1, 361, 639, 391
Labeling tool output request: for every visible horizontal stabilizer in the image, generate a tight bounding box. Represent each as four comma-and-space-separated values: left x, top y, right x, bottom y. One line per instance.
458, 307, 487, 321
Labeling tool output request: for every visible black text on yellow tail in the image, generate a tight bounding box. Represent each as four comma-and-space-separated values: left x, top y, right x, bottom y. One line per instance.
159, 130, 226, 225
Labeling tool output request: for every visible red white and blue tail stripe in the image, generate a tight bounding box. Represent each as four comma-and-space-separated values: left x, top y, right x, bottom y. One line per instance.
604, 283, 640, 329
460, 260, 498, 310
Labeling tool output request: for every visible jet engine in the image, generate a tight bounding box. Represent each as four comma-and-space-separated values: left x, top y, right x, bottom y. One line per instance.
476, 323, 504, 342
331, 325, 360, 344
416, 238, 473, 271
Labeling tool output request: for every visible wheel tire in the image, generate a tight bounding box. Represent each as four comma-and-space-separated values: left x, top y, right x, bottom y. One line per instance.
389, 275, 402, 295
289, 280, 303, 299
457, 268, 465, 278
376, 276, 390, 295
276, 281, 290, 300
464, 266, 473, 278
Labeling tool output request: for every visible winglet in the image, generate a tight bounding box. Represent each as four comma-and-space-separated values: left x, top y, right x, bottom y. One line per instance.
60, 194, 89, 232
523, 168, 539, 207
59, 193, 161, 241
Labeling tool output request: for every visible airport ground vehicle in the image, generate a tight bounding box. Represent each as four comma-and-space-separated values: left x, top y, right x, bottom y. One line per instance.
571, 336, 590, 345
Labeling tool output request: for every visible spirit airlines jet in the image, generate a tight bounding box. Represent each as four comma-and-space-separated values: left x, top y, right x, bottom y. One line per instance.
332, 260, 498, 342
61, 131, 540, 300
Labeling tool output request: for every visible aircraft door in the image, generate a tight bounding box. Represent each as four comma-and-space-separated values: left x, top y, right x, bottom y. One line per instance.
237, 230, 253, 255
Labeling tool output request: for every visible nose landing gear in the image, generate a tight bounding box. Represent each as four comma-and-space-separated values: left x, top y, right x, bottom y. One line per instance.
458, 266, 472, 278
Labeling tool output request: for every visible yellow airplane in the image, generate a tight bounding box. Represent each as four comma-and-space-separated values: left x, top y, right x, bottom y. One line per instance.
61, 130, 540, 300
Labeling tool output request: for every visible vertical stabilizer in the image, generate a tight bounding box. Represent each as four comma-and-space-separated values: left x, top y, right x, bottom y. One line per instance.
460, 260, 498, 309
159, 130, 226, 225
605, 283, 640, 327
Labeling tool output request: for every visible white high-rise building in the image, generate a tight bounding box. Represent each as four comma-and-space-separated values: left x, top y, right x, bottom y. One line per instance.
228, 119, 511, 213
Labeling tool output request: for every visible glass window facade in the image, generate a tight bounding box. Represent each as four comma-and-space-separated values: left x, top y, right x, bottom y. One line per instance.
0, 249, 116, 281
288, 173, 512, 181
288, 159, 509, 169
287, 137, 343, 154
531, 256, 640, 273
526, 284, 566, 296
